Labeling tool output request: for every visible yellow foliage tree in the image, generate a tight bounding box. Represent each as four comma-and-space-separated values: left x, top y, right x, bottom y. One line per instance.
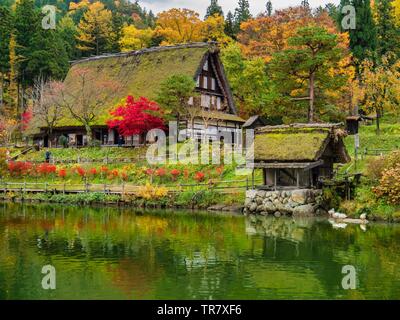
202, 14, 232, 46
119, 25, 154, 51
69, 0, 90, 11
360, 55, 400, 134
393, 0, 400, 26
76, 1, 114, 55
155, 8, 204, 45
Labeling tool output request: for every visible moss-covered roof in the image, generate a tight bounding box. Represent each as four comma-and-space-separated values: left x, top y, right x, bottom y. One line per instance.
56, 43, 213, 127
252, 124, 350, 163
198, 110, 246, 122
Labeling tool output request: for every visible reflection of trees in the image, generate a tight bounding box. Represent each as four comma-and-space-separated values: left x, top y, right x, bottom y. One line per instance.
1, 203, 400, 299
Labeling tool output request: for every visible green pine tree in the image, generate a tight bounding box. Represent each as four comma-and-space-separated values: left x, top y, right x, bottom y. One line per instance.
225, 11, 236, 38
266, 0, 273, 16
234, 0, 251, 34
339, 0, 377, 66
205, 0, 224, 19
375, 0, 400, 60
0, 5, 12, 110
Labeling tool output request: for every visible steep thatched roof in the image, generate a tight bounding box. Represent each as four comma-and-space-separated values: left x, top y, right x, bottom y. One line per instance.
56, 43, 238, 127
252, 123, 350, 163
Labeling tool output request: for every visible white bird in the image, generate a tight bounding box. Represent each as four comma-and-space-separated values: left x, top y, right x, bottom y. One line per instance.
333, 212, 347, 220
360, 213, 367, 220
328, 209, 336, 217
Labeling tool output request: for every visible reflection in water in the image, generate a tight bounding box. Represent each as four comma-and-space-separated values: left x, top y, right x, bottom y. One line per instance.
1, 203, 400, 300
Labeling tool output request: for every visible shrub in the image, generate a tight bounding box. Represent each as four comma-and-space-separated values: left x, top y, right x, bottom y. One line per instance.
58, 168, 67, 179
121, 171, 129, 181
37, 163, 56, 176
170, 169, 181, 181
0, 150, 7, 177
137, 183, 168, 200
155, 168, 166, 177
373, 164, 400, 204
365, 156, 387, 180
194, 171, 205, 182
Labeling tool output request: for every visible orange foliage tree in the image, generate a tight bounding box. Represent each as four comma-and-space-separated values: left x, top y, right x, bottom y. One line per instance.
238, 7, 345, 62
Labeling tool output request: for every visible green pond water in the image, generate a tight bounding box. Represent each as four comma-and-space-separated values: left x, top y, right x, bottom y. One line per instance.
0, 203, 400, 300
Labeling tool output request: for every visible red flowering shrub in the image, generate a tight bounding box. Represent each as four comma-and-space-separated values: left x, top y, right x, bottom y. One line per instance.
37, 163, 56, 176
75, 166, 86, 178
194, 172, 205, 182
58, 168, 67, 179
170, 169, 181, 181
8, 161, 33, 176
100, 166, 108, 173
155, 168, 166, 177
89, 168, 98, 176
108, 169, 119, 180
145, 168, 154, 176
121, 171, 129, 181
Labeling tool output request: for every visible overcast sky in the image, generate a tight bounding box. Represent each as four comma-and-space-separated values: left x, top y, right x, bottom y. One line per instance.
139, 0, 340, 16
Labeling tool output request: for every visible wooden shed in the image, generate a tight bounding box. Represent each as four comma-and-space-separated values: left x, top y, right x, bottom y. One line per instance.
247, 124, 351, 190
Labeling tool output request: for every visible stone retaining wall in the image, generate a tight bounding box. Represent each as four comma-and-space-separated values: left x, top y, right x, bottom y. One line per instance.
244, 189, 326, 217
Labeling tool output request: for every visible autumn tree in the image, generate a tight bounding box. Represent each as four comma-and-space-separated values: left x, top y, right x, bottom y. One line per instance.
202, 14, 231, 45
120, 25, 154, 51
269, 26, 351, 123
76, 1, 114, 56
394, 0, 400, 26
107, 96, 165, 142
360, 55, 400, 134
56, 67, 123, 145
31, 78, 66, 141
239, 6, 338, 62
155, 9, 204, 45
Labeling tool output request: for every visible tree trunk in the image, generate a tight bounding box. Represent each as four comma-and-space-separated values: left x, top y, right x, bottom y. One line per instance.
376, 108, 381, 135
176, 113, 181, 143
308, 72, 315, 123
84, 123, 93, 146
0, 74, 3, 111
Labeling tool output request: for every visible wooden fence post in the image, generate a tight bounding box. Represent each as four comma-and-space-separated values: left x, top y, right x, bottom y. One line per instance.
45, 182, 48, 193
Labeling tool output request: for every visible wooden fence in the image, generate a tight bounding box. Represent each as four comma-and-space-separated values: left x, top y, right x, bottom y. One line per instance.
0, 178, 263, 196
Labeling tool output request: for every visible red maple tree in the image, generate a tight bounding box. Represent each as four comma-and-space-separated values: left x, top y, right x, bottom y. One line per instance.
107, 96, 165, 137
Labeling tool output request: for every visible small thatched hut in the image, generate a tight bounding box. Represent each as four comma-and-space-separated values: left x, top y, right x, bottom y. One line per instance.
248, 123, 351, 189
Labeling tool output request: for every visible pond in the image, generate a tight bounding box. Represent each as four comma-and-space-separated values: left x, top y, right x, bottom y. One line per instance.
0, 202, 400, 300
